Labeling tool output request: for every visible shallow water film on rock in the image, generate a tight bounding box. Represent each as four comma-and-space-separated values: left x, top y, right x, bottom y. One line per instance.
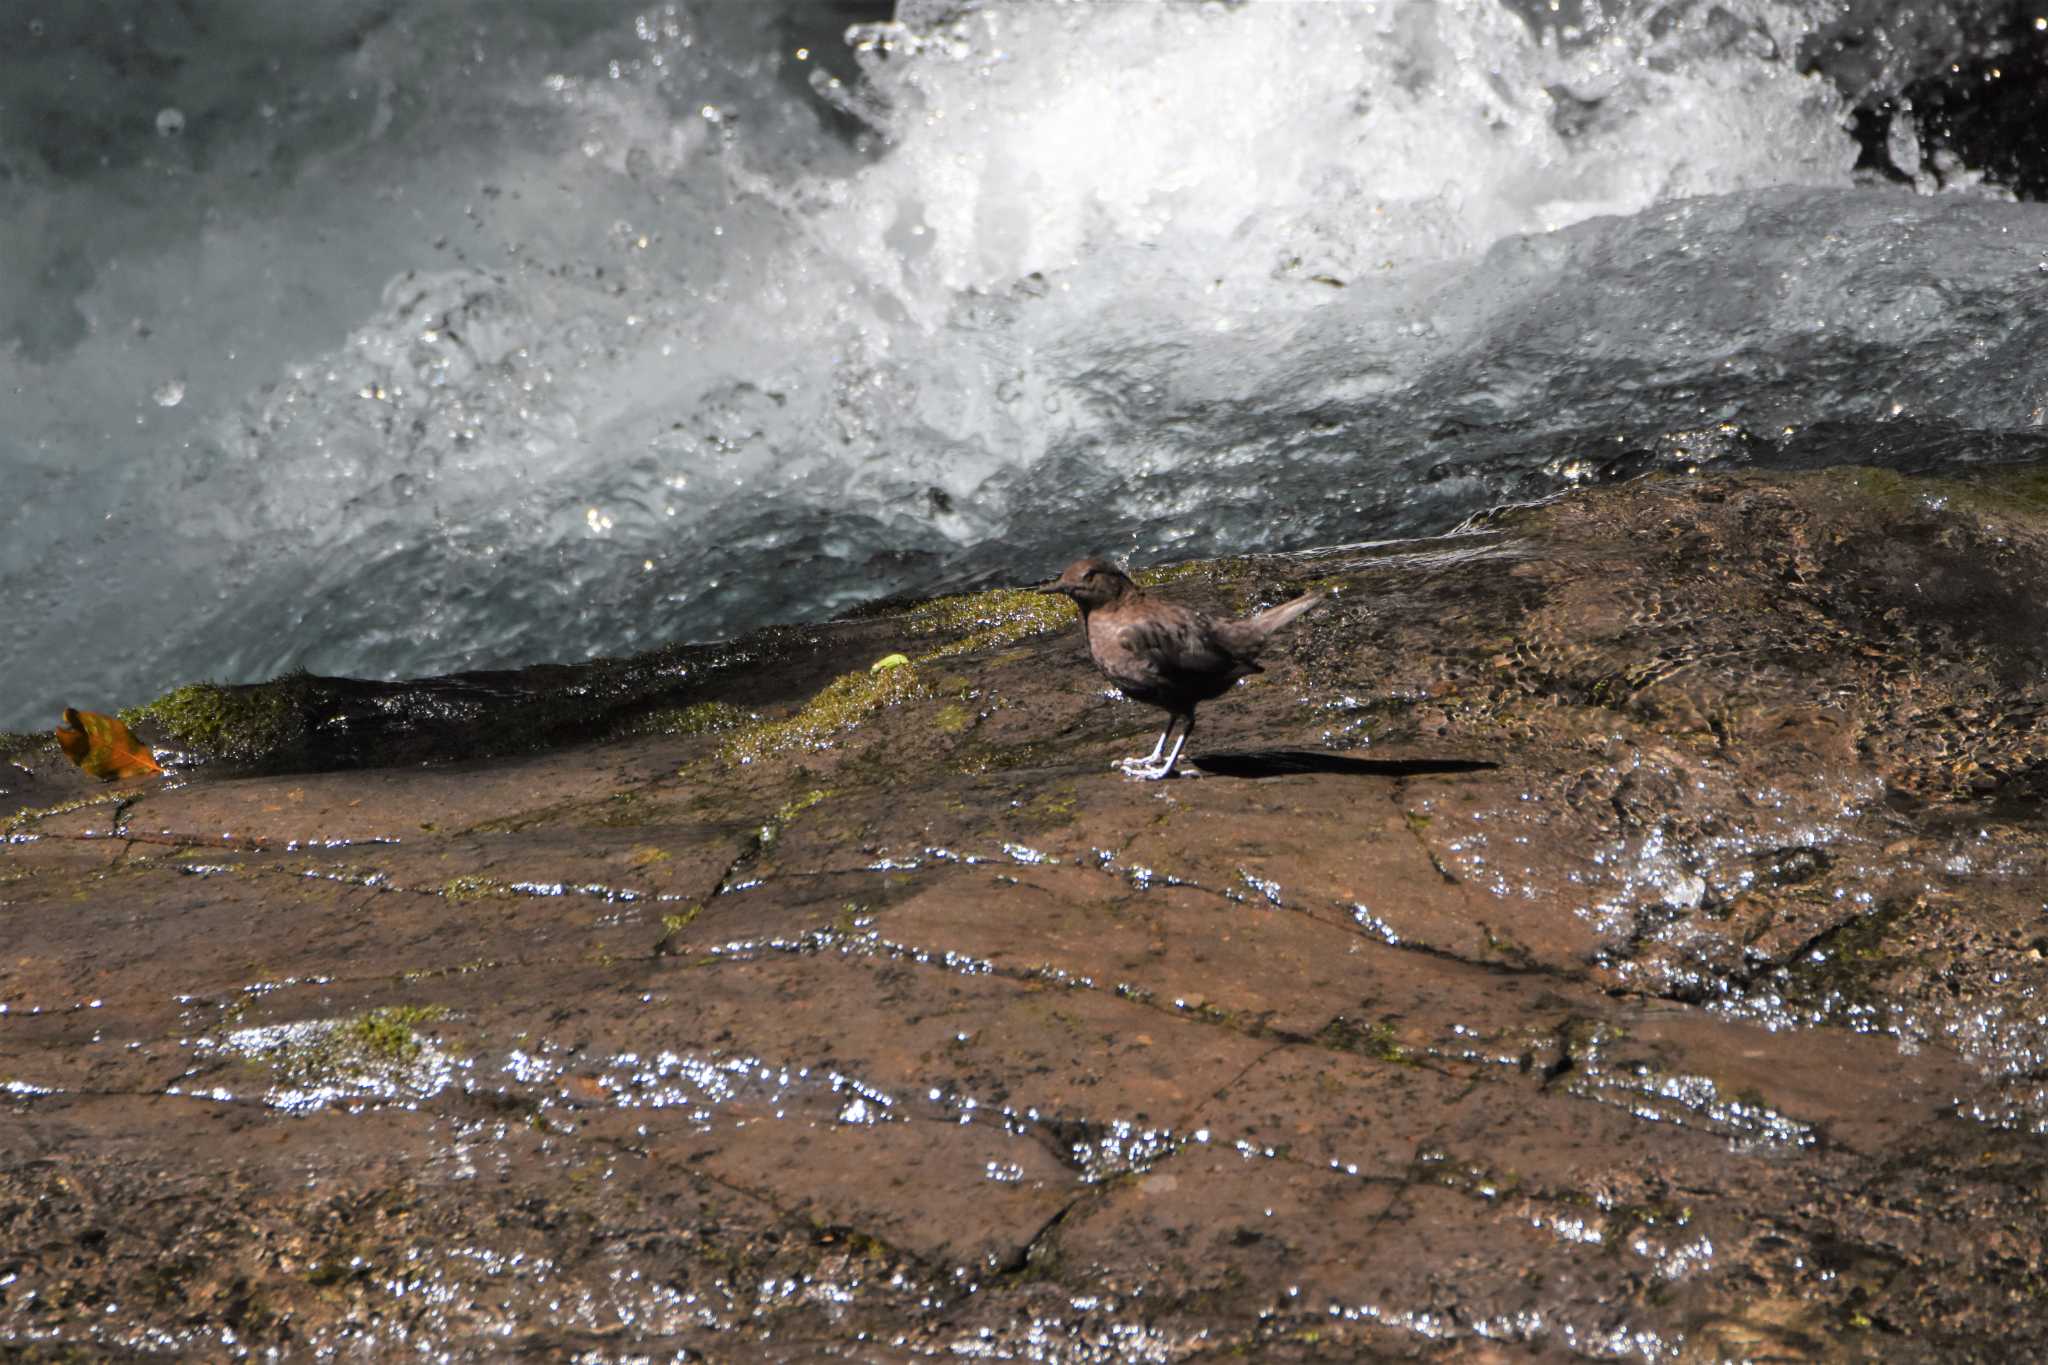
3, 0, 2047, 728
8, 467, 2048, 1357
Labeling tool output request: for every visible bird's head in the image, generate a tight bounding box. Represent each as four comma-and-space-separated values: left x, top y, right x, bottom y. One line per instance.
1038, 556, 1135, 612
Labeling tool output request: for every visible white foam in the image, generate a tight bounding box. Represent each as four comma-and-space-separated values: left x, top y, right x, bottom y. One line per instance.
0, 0, 2041, 727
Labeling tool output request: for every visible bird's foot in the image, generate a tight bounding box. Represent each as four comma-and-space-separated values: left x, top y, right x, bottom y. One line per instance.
1118, 757, 1197, 781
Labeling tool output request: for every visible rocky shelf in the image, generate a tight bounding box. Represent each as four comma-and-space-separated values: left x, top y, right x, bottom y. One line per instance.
6, 465, 2048, 1359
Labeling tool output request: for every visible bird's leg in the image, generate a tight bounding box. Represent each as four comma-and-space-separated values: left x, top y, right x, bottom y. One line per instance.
1126, 713, 1197, 781
1117, 718, 1176, 774
1153, 712, 1195, 779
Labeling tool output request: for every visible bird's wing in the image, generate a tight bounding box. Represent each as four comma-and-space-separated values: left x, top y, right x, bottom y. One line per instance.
1108, 608, 1240, 691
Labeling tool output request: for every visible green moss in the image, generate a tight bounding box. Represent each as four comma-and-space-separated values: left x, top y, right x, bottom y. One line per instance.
774, 788, 832, 825
962, 735, 1069, 775
1134, 559, 1243, 589
1965, 463, 2048, 512
276, 1005, 447, 1085
1023, 786, 1080, 827
1177, 999, 1252, 1031
721, 662, 932, 764
634, 700, 756, 737
906, 586, 1071, 657
806, 1222, 902, 1271
1817, 461, 2048, 527
755, 788, 833, 850
1317, 1015, 1418, 1065
4, 791, 123, 835
123, 676, 306, 765
440, 875, 512, 903
0, 730, 51, 763
1819, 466, 1913, 505
332, 1006, 444, 1063
1943, 464, 2048, 526
655, 902, 706, 955
1479, 924, 1536, 968
933, 702, 974, 734
400, 958, 499, 983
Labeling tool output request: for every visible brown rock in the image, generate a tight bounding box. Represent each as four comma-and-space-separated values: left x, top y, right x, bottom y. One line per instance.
7, 465, 2048, 1357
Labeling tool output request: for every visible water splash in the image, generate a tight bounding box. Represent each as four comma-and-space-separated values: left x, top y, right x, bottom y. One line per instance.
2, 0, 2043, 728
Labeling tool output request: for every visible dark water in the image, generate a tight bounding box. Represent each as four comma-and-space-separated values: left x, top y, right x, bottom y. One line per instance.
1, 0, 2044, 732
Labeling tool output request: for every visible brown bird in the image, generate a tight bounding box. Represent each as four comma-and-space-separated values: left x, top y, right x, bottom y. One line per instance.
1039, 557, 1323, 779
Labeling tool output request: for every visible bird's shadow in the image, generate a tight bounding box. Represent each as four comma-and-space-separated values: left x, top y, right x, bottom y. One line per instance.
1188, 750, 1498, 779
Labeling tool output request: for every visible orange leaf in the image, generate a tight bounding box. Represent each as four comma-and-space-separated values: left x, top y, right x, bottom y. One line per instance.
55, 708, 163, 782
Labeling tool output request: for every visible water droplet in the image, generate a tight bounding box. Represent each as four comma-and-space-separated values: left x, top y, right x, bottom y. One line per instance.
152, 380, 185, 408
155, 108, 186, 138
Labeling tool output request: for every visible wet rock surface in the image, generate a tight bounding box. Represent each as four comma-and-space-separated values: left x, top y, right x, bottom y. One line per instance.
7, 466, 2048, 1359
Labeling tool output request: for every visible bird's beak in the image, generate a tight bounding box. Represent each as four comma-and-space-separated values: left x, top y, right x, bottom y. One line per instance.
1036, 583, 1069, 596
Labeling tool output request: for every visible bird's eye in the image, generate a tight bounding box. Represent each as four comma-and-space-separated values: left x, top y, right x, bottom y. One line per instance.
1084, 569, 1099, 580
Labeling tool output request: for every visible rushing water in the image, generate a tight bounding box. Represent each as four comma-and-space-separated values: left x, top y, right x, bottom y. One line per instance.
2, 0, 2044, 731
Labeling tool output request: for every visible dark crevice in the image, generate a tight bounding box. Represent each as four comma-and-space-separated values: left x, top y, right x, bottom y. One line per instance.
991, 1196, 1086, 1277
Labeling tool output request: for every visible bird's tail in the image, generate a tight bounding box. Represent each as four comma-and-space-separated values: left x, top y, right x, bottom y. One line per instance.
1251, 591, 1323, 636
1216, 590, 1324, 657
